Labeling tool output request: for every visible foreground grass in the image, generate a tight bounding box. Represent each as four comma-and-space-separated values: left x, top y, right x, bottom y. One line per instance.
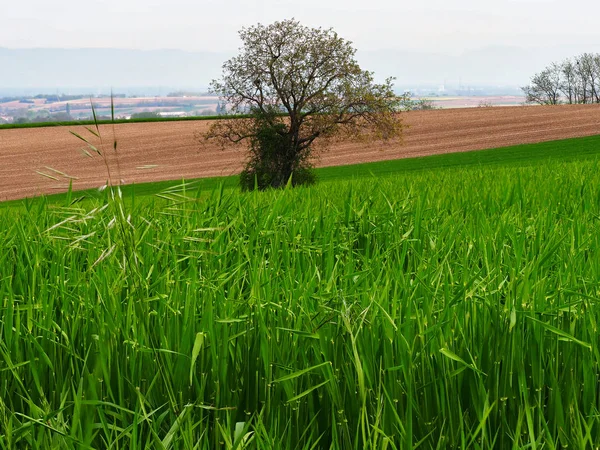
1, 152, 600, 448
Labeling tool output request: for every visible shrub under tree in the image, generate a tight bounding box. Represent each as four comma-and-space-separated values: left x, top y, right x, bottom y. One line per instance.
239, 111, 316, 190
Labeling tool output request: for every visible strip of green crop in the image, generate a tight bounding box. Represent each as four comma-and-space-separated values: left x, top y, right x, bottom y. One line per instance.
0, 113, 254, 130
1, 144, 600, 448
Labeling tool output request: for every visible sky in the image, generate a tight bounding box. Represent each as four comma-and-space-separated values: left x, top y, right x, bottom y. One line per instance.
2, 0, 600, 92
2, 0, 599, 54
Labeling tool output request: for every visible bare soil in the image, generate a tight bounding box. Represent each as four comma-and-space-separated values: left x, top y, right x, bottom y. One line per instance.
1, 104, 600, 201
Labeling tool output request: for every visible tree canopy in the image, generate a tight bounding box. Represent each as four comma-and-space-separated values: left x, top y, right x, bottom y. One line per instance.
201, 19, 402, 189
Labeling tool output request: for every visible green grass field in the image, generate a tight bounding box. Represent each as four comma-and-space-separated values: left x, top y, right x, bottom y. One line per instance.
1, 136, 600, 448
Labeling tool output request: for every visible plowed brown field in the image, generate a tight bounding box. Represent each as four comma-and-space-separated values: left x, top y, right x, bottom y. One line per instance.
1, 104, 600, 201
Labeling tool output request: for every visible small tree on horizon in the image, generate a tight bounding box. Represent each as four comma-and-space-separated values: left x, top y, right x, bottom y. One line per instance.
522, 53, 600, 105
200, 19, 403, 190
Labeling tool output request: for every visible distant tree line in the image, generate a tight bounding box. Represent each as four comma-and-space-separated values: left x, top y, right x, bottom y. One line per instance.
13, 112, 73, 124
130, 111, 162, 119
398, 92, 438, 111
33, 94, 88, 102
0, 96, 24, 103
522, 53, 600, 105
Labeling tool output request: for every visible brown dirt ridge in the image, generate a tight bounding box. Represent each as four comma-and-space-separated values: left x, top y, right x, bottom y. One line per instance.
1, 104, 600, 202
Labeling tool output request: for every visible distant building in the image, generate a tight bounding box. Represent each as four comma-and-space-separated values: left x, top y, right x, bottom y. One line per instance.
158, 111, 187, 118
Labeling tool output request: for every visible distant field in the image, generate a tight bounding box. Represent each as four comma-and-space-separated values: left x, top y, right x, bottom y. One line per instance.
0, 95, 525, 125
0, 95, 219, 121
1, 104, 599, 202
428, 95, 525, 108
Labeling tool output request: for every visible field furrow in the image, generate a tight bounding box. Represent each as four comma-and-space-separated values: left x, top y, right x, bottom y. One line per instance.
1, 104, 599, 201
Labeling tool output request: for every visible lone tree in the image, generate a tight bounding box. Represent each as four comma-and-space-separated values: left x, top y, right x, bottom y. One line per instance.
201, 19, 402, 190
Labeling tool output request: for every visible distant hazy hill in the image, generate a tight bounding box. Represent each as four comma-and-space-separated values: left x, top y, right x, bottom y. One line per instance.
1, 45, 599, 95
357, 46, 545, 86
357, 44, 600, 88
0, 48, 229, 95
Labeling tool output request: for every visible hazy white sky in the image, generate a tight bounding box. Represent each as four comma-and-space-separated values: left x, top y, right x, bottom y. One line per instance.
2, 0, 599, 53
